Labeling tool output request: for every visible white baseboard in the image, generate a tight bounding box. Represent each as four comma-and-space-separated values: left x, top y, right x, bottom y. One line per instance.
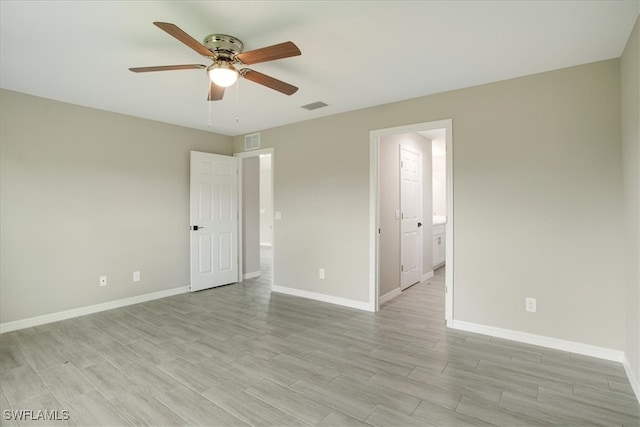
379, 288, 402, 305
243, 271, 261, 280
450, 320, 624, 363
0, 286, 190, 334
623, 354, 640, 404
422, 270, 435, 282
272, 285, 373, 312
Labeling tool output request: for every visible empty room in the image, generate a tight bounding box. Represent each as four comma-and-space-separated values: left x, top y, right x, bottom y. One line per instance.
1, 1, 639, 426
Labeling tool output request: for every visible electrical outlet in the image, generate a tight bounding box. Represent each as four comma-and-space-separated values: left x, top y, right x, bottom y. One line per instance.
319, 268, 325, 279
525, 297, 536, 312
99, 276, 107, 287
133, 271, 140, 282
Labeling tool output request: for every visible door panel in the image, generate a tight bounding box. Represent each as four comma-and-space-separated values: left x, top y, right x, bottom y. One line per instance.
198, 234, 214, 274
218, 232, 233, 271
190, 151, 239, 292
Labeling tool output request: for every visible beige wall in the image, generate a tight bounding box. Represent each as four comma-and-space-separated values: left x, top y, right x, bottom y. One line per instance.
379, 133, 433, 298
234, 114, 372, 302
242, 156, 261, 275
0, 90, 232, 324
234, 59, 626, 350
621, 17, 640, 391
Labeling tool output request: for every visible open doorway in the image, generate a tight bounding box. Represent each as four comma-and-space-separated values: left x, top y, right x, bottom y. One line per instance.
258, 154, 273, 284
369, 119, 453, 323
378, 137, 428, 303
236, 148, 274, 287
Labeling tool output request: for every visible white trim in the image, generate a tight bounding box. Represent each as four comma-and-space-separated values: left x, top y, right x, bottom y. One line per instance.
379, 287, 402, 305
369, 119, 453, 319
369, 132, 380, 312
451, 320, 624, 363
272, 285, 373, 312
444, 121, 454, 323
622, 354, 640, 404
0, 286, 189, 334
243, 271, 261, 280
234, 148, 274, 158
260, 242, 272, 247
422, 270, 434, 282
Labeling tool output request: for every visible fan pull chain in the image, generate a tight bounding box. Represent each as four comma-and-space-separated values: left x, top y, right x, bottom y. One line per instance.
208, 101, 212, 127
235, 79, 240, 123
208, 83, 213, 127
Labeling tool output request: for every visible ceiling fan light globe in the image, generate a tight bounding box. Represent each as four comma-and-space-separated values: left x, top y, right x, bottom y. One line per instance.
208, 67, 238, 87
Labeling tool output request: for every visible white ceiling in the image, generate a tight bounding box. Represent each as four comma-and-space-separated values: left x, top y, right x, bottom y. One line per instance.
1, 1, 638, 137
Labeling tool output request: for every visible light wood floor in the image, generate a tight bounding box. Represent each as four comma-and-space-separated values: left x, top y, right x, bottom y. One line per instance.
1, 256, 639, 426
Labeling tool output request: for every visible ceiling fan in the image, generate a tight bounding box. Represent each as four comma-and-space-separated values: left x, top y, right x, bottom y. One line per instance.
129, 22, 301, 101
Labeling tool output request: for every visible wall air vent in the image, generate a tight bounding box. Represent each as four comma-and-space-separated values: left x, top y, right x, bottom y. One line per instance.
244, 133, 260, 151
301, 101, 328, 111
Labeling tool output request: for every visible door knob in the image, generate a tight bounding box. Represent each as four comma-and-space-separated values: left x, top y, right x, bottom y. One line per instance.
418, 222, 422, 227
191, 225, 205, 231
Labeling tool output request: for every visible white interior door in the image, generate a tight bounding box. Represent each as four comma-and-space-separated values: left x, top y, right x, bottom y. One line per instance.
190, 151, 238, 292
400, 145, 422, 290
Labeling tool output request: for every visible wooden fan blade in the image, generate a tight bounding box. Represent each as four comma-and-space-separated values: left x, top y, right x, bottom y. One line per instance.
208, 82, 225, 101
129, 64, 206, 73
241, 69, 298, 95
236, 41, 301, 65
153, 22, 213, 57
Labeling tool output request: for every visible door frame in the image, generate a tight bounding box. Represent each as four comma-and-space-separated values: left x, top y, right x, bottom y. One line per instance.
235, 147, 275, 285
369, 119, 454, 324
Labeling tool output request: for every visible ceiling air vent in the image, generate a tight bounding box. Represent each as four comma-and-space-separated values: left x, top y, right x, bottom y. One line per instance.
301, 101, 328, 111
244, 133, 260, 151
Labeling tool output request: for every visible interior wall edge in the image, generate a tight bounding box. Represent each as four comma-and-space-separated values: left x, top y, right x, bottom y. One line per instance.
623, 354, 640, 404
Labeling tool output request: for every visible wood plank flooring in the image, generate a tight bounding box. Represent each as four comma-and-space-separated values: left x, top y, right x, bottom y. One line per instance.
1, 254, 639, 426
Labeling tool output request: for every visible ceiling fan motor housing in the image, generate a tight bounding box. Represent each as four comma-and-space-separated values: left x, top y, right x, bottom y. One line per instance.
203, 34, 244, 60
